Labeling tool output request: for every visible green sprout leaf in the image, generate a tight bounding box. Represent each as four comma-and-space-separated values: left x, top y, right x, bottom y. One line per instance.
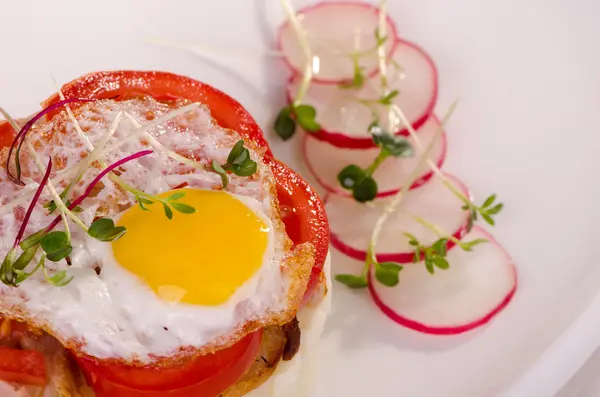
431, 238, 448, 257
170, 202, 196, 214
460, 238, 489, 252
487, 203, 504, 215
40, 231, 72, 262
212, 160, 229, 189
13, 245, 39, 271
378, 90, 399, 105
337, 165, 365, 190
167, 192, 186, 201
212, 141, 258, 188
231, 161, 258, 177
482, 194, 496, 208
375, 262, 403, 287
0, 249, 17, 285
88, 218, 127, 242
275, 106, 296, 140
462, 194, 504, 231
432, 256, 449, 270
43, 265, 73, 287
227, 140, 245, 165
20, 230, 47, 250
14, 254, 45, 284
425, 258, 435, 274
335, 274, 368, 289
340, 58, 365, 90
372, 132, 414, 158
294, 105, 320, 132
481, 212, 495, 226
374, 28, 388, 47
368, 119, 382, 135
352, 177, 378, 203
162, 203, 173, 220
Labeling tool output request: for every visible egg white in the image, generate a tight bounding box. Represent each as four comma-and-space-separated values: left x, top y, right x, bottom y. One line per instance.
0, 98, 309, 361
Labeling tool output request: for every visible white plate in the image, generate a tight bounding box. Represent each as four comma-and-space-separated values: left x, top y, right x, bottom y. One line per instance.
1, 0, 599, 396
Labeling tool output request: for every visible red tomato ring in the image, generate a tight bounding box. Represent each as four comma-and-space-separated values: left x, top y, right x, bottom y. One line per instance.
74, 329, 263, 396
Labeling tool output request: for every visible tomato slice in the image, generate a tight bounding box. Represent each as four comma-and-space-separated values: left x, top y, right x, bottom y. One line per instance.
0, 346, 46, 387
16, 71, 329, 395
0, 120, 15, 149
269, 159, 329, 296
75, 330, 262, 397
42, 71, 272, 158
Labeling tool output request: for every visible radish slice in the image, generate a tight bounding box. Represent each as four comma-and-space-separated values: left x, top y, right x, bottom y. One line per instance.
278, 2, 398, 84
303, 116, 447, 197
368, 226, 517, 334
287, 40, 438, 149
327, 173, 470, 263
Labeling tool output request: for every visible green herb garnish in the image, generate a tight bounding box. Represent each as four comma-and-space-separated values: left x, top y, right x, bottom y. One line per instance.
337, 123, 414, 202
88, 218, 127, 242
462, 194, 504, 232
211, 140, 259, 189
274, 104, 321, 141
339, 57, 366, 90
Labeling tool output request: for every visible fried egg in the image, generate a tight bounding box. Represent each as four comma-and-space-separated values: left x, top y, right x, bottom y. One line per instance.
0, 97, 314, 362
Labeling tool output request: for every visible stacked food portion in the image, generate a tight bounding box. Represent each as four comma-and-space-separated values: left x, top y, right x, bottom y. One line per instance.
0, 71, 330, 397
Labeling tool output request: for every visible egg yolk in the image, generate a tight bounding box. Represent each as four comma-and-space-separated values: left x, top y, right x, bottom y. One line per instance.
111, 189, 269, 306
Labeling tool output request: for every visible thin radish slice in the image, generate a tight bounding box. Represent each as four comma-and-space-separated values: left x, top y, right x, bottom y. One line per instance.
287, 40, 438, 148
327, 173, 470, 263
278, 2, 398, 84
368, 226, 517, 334
303, 116, 447, 197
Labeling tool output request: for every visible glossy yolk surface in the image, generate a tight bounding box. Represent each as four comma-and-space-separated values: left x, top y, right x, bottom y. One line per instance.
112, 189, 269, 306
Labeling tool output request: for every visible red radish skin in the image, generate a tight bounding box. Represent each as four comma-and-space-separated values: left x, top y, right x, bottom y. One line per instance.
287, 40, 438, 149
327, 174, 471, 263
368, 227, 517, 335
277, 1, 399, 84
303, 115, 447, 198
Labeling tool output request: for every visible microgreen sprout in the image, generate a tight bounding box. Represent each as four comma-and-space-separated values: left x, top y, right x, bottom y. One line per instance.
6, 98, 91, 186
275, 0, 321, 141
463, 194, 504, 232
42, 261, 73, 287
336, 101, 457, 289
0, 157, 53, 286
88, 218, 126, 242
211, 140, 259, 189
125, 188, 195, 220
337, 123, 413, 202
44, 190, 82, 214
409, 213, 489, 255
339, 56, 366, 90
0, 151, 153, 287
275, 104, 321, 141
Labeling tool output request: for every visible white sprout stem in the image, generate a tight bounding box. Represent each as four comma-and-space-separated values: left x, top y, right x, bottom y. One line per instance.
26, 141, 88, 232
281, 0, 314, 105
123, 112, 204, 170
147, 37, 284, 59
70, 112, 123, 188
0, 107, 87, 232
367, 102, 458, 264
95, 103, 200, 161
0, 103, 201, 217
391, 104, 470, 206
404, 210, 464, 247
53, 81, 95, 152
377, 0, 389, 92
